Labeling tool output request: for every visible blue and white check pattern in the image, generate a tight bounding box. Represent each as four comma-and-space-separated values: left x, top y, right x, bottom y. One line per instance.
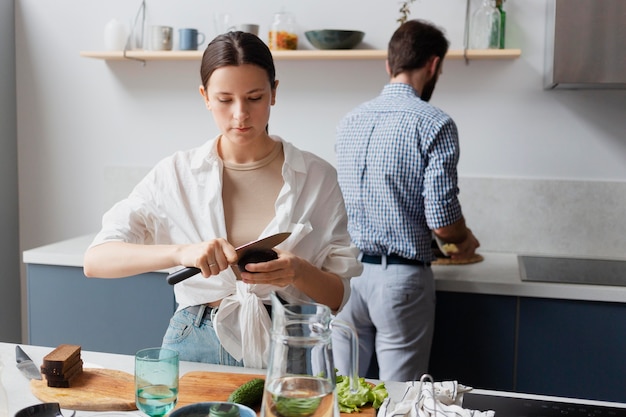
335, 83, 463, 262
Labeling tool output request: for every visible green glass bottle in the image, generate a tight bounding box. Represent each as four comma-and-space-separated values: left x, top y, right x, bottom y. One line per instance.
496, 0, 506, 49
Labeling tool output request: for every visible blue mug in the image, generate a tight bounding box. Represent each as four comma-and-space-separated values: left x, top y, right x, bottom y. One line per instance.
178, 28, 206, 51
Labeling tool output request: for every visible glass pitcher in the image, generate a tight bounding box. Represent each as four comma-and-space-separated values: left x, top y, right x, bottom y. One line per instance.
261, 293, 358, 417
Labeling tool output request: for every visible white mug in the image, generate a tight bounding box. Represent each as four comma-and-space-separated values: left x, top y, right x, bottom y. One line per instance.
104, 19, 128, 50
149, 25, 173, 51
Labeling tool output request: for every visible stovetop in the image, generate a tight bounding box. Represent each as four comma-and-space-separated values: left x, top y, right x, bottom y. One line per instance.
518, 255, 626, 287
462, 393, 626, 417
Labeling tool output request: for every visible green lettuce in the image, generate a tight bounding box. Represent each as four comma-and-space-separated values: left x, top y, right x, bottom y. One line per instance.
336, 373, 388, 413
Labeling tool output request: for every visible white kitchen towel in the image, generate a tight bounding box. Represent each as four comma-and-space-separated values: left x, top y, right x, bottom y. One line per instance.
377, 380, 495, 417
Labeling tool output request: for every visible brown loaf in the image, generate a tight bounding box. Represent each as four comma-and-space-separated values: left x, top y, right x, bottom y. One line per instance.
41, 356, 81, 376
43, 359, 83, 381
41, 344, 83, 388
42, 344, 81, 368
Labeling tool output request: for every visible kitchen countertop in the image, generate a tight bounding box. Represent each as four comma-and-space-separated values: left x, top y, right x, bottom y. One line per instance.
22, 234, 626, 304
0, 342, 265, 417
2, 342, 625, 417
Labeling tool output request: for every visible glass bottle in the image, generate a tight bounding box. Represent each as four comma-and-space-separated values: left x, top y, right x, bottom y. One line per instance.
268, 10, 298, 50
469, 0, 501, 49
496, 0, 506, 49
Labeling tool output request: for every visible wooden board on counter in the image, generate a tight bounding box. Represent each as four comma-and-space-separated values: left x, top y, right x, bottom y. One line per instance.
177, 371, 265, 408
432, 253, 484, 265
30, 368, 136, 411
178, 371, 376, 417
31, 369, 376, 417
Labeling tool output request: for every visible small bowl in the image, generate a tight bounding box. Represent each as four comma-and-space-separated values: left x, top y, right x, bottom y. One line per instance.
305, 30, 365, 50
170, 402, 256, 417
15, 403, 65, 417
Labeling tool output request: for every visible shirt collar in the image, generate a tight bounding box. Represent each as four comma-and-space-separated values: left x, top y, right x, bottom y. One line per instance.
279, 136, 307, 175
189, 134, 307, 175
190, 135, 221, 170
382, 82, 419, 97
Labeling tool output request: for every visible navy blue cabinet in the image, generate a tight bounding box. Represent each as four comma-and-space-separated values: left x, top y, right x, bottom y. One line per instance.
26, 264, 175, 355
429, 292, 517, 391
517, 297, 626, 403
429, 292, 626, 404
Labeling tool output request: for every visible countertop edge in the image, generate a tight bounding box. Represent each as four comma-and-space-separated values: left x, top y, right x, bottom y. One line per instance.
3, 342, 624, 417
22, 234, 95, 268
22, 234, 626, 304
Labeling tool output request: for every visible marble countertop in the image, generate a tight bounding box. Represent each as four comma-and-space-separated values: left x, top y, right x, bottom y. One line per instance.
2, 342, 625, 417
0, 342, 265, 417
22, 235, 626, 304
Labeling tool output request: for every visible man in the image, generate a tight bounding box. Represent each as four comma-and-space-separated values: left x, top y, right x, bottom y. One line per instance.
332, 19, 480, 382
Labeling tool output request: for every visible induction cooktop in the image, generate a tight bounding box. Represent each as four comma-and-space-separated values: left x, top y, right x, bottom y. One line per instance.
462, 392, 626, 417
518, 255, 626, 287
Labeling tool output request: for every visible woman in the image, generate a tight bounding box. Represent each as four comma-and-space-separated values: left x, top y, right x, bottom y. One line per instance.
83, 31, 362, 368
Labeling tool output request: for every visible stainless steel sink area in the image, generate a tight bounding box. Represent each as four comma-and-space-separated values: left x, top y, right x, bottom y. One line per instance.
518, 255, 626, 287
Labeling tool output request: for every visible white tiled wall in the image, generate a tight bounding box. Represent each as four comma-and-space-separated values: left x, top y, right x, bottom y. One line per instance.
459, 177, 626, 259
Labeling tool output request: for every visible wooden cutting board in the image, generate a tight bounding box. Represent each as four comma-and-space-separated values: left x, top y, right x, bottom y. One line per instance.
30, 368, 136, 411
177, 371, 265, 408
31, 369, 376, 417
432, 253, 484, 265
178, 371, 377, 417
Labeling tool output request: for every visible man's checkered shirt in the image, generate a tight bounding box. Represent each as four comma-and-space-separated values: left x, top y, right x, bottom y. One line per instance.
336, 83, 463, 262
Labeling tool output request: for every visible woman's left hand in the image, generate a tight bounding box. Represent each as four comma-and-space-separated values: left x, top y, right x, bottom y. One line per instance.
240, 249, 345, 311
238, 250, 302, 287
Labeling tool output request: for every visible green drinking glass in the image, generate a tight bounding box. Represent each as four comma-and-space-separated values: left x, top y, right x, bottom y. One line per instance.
135, 347, 179, 417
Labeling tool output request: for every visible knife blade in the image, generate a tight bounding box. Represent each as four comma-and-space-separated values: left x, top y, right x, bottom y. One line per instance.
16, 345, 42, 380
166, 232, 291, 285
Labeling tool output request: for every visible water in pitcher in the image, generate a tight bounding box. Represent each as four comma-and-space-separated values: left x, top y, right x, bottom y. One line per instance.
263, 376, 335, 417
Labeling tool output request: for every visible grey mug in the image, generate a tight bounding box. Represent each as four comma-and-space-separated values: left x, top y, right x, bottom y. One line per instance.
149, 25, 173, 51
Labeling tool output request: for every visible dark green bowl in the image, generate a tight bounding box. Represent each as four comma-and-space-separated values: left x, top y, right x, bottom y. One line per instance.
304, 30, 365, 50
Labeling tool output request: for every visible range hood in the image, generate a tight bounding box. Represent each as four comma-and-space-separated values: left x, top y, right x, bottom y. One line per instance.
544, 0, 626, 89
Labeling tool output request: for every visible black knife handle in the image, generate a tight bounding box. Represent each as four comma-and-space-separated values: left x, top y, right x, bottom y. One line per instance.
166, 267, 201, 285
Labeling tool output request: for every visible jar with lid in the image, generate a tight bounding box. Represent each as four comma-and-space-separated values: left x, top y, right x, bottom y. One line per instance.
268, 10, 298, 50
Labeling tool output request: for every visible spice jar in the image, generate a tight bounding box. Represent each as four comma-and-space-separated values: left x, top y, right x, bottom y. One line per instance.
268, 10, 298, 50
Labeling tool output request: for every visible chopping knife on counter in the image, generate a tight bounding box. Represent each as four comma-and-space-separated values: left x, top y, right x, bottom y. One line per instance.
16, 345, 42, 380
166, 232, 291, 285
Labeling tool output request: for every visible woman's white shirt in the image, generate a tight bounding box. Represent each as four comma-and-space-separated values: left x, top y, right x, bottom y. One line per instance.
89, 135, 362, 367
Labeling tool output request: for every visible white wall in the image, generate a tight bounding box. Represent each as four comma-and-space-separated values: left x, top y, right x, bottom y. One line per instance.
15, 0, 626, 260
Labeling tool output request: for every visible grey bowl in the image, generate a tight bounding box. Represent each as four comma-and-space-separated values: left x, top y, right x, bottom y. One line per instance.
170, 402, 256, 417
305, 30, 365, 50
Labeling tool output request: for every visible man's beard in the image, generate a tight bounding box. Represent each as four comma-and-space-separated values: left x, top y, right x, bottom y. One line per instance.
421, 72, 439, 102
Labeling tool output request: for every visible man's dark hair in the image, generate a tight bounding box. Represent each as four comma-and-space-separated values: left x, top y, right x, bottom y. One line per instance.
387, 19, 450, 77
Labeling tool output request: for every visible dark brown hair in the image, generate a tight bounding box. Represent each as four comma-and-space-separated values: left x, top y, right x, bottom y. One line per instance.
387, 19, 449, 77
200, 31, 276, 89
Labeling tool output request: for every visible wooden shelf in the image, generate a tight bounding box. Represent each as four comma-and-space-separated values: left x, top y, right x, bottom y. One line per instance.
80, 48, 521, 62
